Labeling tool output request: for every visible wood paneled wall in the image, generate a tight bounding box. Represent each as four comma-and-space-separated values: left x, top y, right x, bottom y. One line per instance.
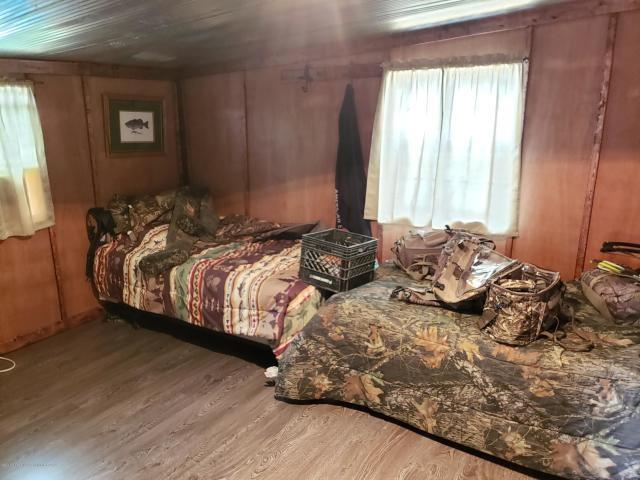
181, 72, 247, 215
584, 10, 640, 270
245, 52, 387, 227
84, 77, 181, 205
182, 9, 640, 279
511, 15, 611, 277
182, 52, 386, 228
0, 70, 181, 353
34, 74, 96, 322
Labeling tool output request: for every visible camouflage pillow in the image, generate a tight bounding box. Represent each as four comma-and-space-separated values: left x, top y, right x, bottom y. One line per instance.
129, 194, 172, 230
166, 187, 219, 248
138, 248, 189, 276
176, 215, 206, 237
107, 195, 133, 234
154, 189, 177, 211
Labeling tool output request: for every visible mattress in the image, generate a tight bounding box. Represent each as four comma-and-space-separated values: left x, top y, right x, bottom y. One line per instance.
275, 265, 640, 479
93, 223, 322, 356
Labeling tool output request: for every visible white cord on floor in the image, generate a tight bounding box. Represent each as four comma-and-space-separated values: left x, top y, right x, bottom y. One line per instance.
0, 356, 16, 373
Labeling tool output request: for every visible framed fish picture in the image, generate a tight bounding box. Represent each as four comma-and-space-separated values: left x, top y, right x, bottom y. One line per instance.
103, 95, 164, 156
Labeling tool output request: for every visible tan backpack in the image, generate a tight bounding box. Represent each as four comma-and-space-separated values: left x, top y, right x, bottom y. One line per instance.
391, 228, 454, 281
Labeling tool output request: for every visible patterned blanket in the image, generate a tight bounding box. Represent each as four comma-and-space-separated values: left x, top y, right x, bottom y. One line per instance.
276, 265, 640, 479
94, 223, 322, 356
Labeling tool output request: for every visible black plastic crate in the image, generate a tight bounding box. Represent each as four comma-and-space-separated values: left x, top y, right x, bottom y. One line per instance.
300, 267, 374, 293
299, 229, 377, 293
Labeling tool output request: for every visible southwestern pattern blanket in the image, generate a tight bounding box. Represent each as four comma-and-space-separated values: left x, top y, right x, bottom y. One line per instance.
94, 223, 322, 357
276, 266, 640, 479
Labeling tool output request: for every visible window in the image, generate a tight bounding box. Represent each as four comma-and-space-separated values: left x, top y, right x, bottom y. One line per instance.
0, 82, 54, 240
364, 59, 527, 235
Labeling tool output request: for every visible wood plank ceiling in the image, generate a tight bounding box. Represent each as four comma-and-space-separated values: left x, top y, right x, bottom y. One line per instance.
0, 0, 570, 69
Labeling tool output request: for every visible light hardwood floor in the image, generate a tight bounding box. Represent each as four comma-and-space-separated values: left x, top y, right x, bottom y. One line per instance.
0, 316, 541, 480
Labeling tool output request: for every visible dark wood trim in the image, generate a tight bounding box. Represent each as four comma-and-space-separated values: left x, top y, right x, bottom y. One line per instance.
0, 58, 178, 80
242, 71, 251, 217
0, 307, 104, 354
505, 237, 514, 258
66, 306, 106, 328
281, 63, 383, 85
377, 223, 384, 263
81, 75, 100, 205
175, 81, 189, 185
574, 13, 618, 278
181, 0, 640, 78
47, 226, 67, 326
0, 319, 65, 354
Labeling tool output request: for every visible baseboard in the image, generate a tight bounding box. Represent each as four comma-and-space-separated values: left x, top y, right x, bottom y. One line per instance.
0, 306, 105, 354
66, 306, 106, 328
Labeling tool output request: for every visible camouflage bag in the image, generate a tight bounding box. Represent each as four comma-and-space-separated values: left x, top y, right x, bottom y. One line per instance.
580, 241, 640, 324
479, 264, 564, 346
581, 269, 640, 324
139, 187, 219, 276
391, 228, 454, 281
431, 233, 518, 310
106, 190, 178, 235
138, 248, 190, 277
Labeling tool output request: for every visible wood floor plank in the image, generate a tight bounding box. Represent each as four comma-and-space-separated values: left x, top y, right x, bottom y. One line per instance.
0, 319, 536, 480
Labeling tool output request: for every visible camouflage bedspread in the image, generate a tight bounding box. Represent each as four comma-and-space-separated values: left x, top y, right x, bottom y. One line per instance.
275, 265, 640, 479
94, 223, 322, 357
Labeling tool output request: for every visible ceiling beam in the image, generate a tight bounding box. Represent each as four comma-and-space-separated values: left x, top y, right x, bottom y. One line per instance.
0, 58, 179, 80
182, 0, 640, 78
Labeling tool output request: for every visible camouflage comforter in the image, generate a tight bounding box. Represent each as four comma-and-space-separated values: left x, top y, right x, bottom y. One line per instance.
94, 223, 322, 357
276, 266, 640, 479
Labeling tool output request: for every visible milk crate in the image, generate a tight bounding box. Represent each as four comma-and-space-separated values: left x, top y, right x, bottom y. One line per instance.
299, 229, 377, 293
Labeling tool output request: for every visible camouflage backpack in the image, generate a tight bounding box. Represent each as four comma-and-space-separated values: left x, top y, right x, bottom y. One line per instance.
431, 233, 517, 310
391, 228, 454, 281
580, 241, 640, 325
581, 270, 640, 324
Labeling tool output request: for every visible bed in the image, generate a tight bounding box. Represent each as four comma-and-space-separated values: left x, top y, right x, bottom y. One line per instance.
275, 265, 640, 479
92, 219, 322, 357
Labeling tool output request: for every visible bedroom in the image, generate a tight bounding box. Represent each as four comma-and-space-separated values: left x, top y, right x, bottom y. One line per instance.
0, 0, 639, 479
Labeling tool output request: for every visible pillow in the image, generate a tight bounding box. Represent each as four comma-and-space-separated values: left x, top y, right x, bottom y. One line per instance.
110, 189, 177, 232
107, 195, 132, 234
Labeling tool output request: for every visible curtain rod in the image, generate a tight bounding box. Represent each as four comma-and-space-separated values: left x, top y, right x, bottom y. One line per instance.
383, 54, 528, 71
0, 77, 34, 85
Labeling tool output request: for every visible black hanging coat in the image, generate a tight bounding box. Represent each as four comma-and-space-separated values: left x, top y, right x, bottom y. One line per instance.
335, 84, 372, 237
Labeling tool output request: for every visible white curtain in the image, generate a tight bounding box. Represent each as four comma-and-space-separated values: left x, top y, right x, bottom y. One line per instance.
0, 83, 55, 240
365, 61, 526, 235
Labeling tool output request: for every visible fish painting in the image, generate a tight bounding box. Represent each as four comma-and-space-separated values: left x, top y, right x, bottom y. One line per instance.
124, 118, 149, 134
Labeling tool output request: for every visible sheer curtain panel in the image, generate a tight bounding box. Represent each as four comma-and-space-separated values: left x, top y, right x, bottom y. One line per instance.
365, 61, 526, 235
0, 82, 55, 239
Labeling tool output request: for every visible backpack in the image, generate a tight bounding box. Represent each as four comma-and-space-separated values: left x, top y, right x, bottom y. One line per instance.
391, 228, 453, 281
431, 233, 517, 310
581, 270, 640, 324
580, 241, 640, 324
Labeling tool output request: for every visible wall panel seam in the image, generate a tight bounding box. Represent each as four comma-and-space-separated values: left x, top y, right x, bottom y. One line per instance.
574, 13, 618, 278
242, 70, 251, 217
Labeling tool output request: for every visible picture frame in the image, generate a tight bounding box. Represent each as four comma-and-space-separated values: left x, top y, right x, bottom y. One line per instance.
103, 95, 165, 156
